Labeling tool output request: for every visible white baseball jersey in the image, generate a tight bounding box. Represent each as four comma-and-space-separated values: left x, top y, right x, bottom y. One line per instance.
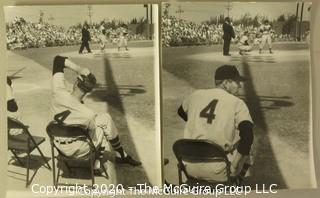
7, 83, 23, 135
182, 88, 253, 151
260, 24, 272, 35
51, 72, 96, 127
7, 83, 14, 101
98, 34, 107, 45
51, 72, 97, 157
239, 35, 249, 45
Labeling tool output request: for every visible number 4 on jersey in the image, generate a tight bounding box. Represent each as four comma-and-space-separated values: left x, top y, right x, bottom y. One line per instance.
199, 99, 218, 124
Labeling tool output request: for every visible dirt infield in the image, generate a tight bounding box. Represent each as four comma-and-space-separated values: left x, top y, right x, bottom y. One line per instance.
162, 42, 313, 189
6, 41, 158, 191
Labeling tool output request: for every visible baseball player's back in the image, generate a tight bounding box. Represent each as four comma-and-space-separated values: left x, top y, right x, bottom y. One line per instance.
182, 88, 252, 152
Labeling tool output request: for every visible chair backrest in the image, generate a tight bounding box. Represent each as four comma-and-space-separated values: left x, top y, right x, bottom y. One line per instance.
46, 121, 96, 154
172, 139, 229, 163
46, 121, 88, 139
8, 117, 28, 131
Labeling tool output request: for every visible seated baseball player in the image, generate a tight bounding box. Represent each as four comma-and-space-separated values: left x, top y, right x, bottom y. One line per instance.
238, 31, 252, 55
7, 77, 23, 136
51, 55, 141, 173
177, 65, 254, 184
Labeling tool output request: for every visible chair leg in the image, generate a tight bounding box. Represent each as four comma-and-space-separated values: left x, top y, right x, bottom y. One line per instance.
10, 150, 24, 166
100, 159, 108, 179
36, 146, 51, 170
52, 156, 56, 187
57, 168, 61, 186
90, 158, 95, 187
26, 151, 30, 187
177, 164, 182, 185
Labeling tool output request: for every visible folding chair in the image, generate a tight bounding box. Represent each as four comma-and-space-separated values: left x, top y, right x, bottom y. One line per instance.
172, 139, 232, 187
7, 117, 51, 187
46, 121, 108, 187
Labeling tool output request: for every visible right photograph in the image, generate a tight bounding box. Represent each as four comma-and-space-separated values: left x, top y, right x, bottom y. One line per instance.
161, 1, 313, 189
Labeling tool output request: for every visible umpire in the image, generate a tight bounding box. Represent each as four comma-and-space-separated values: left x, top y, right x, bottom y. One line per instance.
79, 23, 92, 54
222, 17, 235, 56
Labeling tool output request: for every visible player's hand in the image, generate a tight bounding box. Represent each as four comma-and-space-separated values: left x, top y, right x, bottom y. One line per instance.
80, 68, 90, 76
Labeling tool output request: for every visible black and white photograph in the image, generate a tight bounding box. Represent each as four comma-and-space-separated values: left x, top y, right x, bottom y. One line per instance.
161, 1, 313, 189
4, 4, 159, 194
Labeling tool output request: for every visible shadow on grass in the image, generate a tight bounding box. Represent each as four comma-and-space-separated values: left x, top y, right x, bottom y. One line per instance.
90, 84, 146, 101
241, 60, 287, 189
96, 57, 149, 187
8, 154, 51, 185
162, 53, 290, 188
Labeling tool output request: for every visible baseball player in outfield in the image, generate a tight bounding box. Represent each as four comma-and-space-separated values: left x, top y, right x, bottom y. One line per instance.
259, 20, 273, 54
50, 55, 141, 173
177, 65, 254, 184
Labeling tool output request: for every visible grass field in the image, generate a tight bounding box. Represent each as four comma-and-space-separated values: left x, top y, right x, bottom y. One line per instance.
162, 42, 312, 189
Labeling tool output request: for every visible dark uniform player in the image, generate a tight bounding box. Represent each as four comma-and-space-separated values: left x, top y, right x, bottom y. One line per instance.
79, 23, 92, 54
222, 17, 235, 56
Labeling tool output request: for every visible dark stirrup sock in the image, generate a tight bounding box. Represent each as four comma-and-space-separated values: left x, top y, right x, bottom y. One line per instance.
109, 136, 127, 158
239, 163, 251, 179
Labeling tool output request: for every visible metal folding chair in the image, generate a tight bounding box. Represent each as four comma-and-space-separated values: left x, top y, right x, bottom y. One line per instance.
172, 139, 232, 187
46, 121, 108, 187
7, 117, 51, 187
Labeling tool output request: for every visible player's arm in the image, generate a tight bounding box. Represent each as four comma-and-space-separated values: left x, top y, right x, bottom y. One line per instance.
231, 100, 254, 175
53, 55, 90, 75
177, 105, 188, 121
231, 120, 254, 175
178, 94, 192, 121
7, 79, 18, 112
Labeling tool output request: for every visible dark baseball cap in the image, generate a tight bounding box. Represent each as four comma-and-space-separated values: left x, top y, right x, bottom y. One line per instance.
215, 65, 246, 81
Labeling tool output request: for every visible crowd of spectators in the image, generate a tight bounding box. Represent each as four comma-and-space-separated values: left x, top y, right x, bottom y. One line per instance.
6, 17, 147, 50
162, 15, 307, 47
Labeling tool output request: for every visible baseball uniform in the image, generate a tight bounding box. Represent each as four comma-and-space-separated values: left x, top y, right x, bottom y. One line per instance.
7, 78, 23, 136
118, 31, 128, 50
259, 24, 272, 50
180, 88, 253, 182
98, 33, 107, 51
51, 56, 118, 158
238, 35, 252, 52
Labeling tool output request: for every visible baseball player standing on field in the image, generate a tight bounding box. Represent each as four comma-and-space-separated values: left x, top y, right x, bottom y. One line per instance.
222, 17, 235, 56
177, 65, 254, 184
259, 20, 273, 54
78, 23, 92, 54
98, 28, 108, 54
50, 55, 141, 173
117, 29, 129, 51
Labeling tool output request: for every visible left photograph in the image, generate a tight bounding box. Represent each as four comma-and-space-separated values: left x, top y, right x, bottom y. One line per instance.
4, 4, 158, 192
